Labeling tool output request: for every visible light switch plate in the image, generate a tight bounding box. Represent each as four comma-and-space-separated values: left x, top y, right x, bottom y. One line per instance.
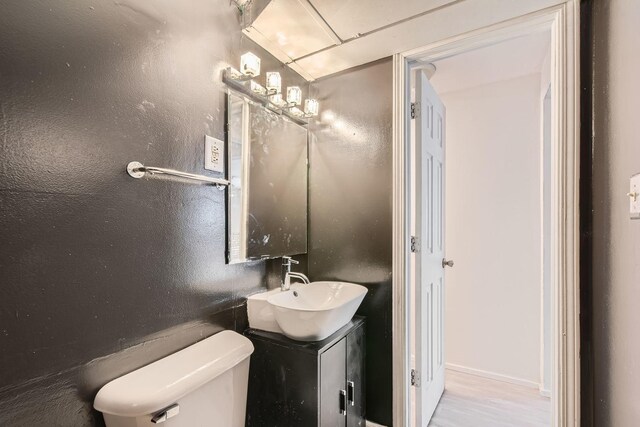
204, 135, 225, 174
630, 173, 640, 219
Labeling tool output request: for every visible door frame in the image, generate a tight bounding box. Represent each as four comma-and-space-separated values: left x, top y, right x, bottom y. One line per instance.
391, 2, 581, 426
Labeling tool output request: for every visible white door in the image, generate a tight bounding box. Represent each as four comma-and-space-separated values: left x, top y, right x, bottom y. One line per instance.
414, 69, 447, 426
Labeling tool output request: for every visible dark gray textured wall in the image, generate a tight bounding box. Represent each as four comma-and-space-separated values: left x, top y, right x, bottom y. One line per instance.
309, 59, 393, 426
0, 1, 307, 425
591, 0, 640, 425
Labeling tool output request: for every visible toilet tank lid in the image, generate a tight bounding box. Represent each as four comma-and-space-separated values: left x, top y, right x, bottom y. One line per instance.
93, 330, 254, 417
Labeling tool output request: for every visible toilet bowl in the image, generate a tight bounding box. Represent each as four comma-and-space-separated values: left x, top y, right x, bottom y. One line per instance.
94, 330, 254, 427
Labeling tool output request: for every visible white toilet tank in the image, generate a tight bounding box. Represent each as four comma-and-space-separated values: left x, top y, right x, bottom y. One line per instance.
94, 330, 254, 427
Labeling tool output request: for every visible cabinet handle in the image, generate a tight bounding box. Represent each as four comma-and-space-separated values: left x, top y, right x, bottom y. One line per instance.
347, 381, 355, 406
339, 390, 347, 416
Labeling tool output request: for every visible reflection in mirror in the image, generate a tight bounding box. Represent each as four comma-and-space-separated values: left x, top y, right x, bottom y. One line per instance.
227, 91, 308, 264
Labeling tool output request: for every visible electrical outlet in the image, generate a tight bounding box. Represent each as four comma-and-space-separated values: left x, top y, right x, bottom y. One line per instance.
204, 135, 224, 174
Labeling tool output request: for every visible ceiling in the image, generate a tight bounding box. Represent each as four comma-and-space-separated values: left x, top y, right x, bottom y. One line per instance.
242, 0, 459, 80
241, 0, 560, 81
428, 30, 551, 94
309, 0, 455, 40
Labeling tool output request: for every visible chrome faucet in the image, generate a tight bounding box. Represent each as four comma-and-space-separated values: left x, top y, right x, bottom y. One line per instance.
281, 256, 310, 291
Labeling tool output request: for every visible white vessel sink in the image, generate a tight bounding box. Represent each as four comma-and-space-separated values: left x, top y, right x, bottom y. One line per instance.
247, 284, 304, 335
266, 281, 367, 341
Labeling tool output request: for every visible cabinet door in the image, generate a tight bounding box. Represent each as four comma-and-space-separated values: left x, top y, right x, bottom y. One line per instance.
320, 338, 347, 427
346, 325, 366, 427
246, 337, 319, 427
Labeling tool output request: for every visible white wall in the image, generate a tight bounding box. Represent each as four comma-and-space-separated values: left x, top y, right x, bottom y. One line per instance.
438, 73, 542, 385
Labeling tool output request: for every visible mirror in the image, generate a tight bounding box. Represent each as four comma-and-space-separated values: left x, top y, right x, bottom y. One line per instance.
227, 91, 308, 264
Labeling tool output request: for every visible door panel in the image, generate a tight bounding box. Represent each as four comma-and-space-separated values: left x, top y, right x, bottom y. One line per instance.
320, 338, 347, 427
346, 325, 365, 427
415, 69, 446, 425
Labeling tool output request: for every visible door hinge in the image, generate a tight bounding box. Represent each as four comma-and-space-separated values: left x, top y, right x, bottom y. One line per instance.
411, 102, 420, 119
411, 369, 421, 387
410, 236, 421, 253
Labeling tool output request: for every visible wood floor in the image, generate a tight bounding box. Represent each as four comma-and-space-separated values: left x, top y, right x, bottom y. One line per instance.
428, 370, 551, 427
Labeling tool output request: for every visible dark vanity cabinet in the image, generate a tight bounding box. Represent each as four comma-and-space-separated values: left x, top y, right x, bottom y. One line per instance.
245, 317, 365, 427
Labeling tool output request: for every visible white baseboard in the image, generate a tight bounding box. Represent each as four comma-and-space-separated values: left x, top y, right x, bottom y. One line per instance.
446, 363, 540, 389
366, 421, 387, 427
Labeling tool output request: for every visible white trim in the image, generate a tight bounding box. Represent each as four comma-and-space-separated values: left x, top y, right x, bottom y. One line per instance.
541, 388, 553, 398
392, 3, 580, 427
445, 364, 540, 390
392, 52, 411, 427
540, 80, 547, 398
366, 421, 388, 427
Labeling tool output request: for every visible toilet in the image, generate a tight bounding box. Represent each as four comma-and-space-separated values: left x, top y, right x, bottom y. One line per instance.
94, 330, 254, 427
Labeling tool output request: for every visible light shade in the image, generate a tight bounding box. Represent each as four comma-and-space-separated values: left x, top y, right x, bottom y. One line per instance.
240, 52, 260, 77
304, 99, 319, 116
286, 86, 302, 105
265, 72, 281, 94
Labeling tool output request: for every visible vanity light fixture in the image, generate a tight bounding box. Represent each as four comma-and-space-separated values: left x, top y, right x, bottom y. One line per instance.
289, 106, 305, 118
226, 67, 245, 80
304, 99, 319, 117
222, 60, 320, 122
286, 86, 302, 106
250, 80, 267, 96
265, 72, 282, 95
240, 52, 261, 77
269, 93, 289, 109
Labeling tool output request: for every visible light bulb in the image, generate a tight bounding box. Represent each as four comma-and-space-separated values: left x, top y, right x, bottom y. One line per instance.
265, 72, 281, 94
240, 52, 260, 77
286, 86, 302, 106
304, 99, 319, 116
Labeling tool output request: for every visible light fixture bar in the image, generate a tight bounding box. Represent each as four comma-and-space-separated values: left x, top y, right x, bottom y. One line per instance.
222, 68, 310, 125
